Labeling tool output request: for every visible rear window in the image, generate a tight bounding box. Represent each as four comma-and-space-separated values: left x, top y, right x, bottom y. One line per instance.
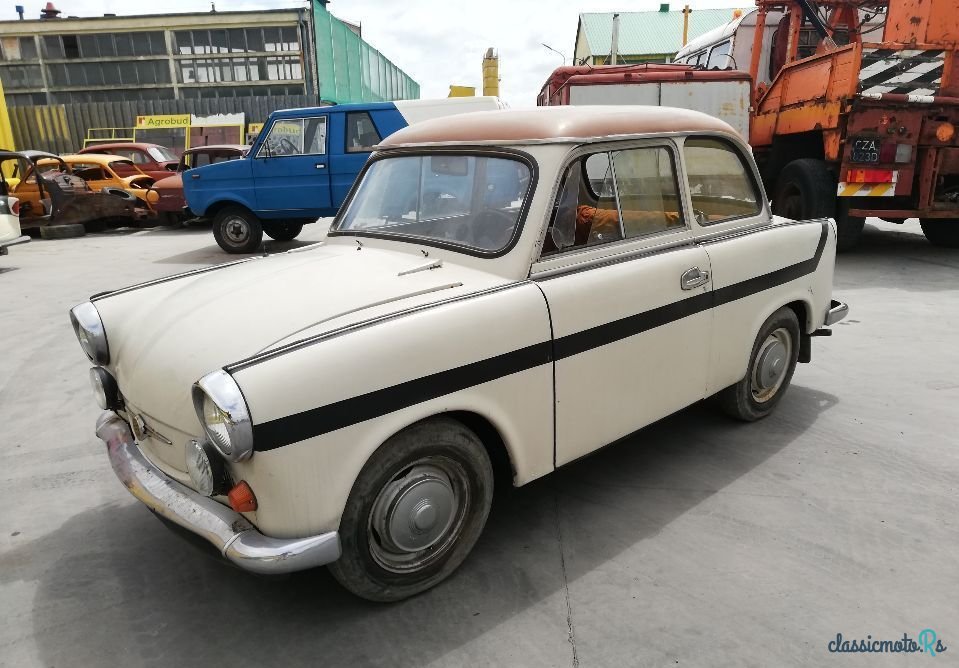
683, 137, 760, 224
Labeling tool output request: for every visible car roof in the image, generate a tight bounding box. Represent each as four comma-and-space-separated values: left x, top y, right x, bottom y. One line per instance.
378, 105, 738, 147
79, 142, 164, 152
184, 144, 248, 154
51, 154, 133, 165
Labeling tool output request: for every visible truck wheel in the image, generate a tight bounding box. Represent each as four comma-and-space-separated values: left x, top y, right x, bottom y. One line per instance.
264, 221, 303, 242
329, 417, 494, 602
718, 306, 800, 422
213, 206, 262, 254
919, 219, 959, 248
835, 200, 865, 252
772, 159, 835, 221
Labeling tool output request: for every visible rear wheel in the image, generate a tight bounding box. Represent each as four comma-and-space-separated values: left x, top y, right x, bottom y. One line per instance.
718, 306, 801, 422
772, 159, 835, 221
835, 199, 865, 252
329, 418, 494, 602
919, 219, 959, 248
213, 206, 262, 254
263, 221, 303, 242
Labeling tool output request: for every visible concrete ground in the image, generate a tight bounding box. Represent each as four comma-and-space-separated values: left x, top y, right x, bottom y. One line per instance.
0, 219, 956, 668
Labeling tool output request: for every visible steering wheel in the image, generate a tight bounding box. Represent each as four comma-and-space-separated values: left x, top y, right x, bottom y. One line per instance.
468, 209, 516, 251
278, 137, 299, 155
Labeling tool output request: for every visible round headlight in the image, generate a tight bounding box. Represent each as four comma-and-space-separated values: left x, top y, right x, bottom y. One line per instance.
192, 370, 253, 462
70, 302, 109, 365
185, 439, 232, 497
88, 367, 122, 410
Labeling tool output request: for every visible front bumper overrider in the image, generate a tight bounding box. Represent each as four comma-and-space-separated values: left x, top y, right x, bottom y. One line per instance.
94, 411, 340, 575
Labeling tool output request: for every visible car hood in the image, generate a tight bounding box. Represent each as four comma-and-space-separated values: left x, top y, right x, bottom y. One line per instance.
152, 173, 183, 190
93, 242, 509, 467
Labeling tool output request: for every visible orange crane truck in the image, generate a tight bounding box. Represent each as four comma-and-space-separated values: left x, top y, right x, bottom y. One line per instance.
728, 0, 959, 249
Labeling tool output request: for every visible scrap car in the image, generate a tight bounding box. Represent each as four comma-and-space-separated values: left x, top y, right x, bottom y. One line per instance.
149, 144, 249, 224
0, 150, 28, 255
75, 106, 847, 602
78, 142, 180, 182
8, 154, 150, 232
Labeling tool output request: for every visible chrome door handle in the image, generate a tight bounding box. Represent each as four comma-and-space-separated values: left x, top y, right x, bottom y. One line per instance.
681, 267, 710, 290
190, 173, 200, 179
315, 163, 326, 169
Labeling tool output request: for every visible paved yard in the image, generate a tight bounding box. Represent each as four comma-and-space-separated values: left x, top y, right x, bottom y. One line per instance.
1, 220, 956, 667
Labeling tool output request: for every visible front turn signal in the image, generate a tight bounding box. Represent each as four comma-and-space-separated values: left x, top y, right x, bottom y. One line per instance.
228, 480, 257, 513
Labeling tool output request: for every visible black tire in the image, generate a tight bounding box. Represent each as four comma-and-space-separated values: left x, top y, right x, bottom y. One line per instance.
329, 417, 494, 602
213, 206, 262, 254
772, 159, 835, 221
263, 221, 304, 242
919, 219, 959, 248
718, 306, 801, 422
835, 200, 865, 252
39, 223, 86, 239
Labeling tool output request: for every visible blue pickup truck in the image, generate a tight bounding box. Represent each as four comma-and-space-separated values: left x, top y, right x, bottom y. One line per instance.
184, 98, 504, 253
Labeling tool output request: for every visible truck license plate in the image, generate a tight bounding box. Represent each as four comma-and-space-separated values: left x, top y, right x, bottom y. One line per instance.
851, 137, 880, 163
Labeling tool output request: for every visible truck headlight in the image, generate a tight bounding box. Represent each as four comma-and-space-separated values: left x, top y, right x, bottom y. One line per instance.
70, 302, 109, 364
192, 370, 253, 462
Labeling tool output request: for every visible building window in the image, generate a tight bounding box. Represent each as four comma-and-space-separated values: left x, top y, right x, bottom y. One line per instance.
0, 36, 38, 61
63, 35, 80, 59
0, 64, 44, 90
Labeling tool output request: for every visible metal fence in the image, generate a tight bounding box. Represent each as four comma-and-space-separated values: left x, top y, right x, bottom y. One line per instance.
7, 94, 320, 154
313, 1, 419, 104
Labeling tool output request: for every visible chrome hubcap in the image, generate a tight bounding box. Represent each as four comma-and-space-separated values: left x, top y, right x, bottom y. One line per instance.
368, 458, 467, 573
751, 327, 791, 403
224, 217, 250, 244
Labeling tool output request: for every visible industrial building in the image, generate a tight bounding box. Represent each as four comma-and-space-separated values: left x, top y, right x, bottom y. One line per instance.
574, 5, 743, 65
0, 1, 418, 106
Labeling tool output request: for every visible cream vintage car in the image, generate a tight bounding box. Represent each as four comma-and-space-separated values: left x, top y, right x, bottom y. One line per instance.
74, 107, 848, 602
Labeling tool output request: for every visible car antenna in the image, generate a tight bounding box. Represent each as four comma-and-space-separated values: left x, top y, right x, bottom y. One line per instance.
355, 239, 363, 251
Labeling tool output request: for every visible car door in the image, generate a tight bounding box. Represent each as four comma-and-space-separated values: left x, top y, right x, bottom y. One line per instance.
532, 141, 713, 466
251, 115, 333, 218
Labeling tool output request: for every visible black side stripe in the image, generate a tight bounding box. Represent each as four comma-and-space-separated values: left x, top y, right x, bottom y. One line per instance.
253, 342, 553, 452
252, 222, 828, 452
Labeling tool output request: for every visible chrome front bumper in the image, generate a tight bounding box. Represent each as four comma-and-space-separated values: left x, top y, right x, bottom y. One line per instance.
825, 299, 849, 326
94, 411, 341, 575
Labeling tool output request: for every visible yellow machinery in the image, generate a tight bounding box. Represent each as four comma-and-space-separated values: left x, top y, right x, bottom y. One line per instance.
482, 48, 499, 97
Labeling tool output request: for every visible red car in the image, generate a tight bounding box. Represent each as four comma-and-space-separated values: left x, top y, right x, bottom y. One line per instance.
78, 142, 179, 182
150, 144, 249, 222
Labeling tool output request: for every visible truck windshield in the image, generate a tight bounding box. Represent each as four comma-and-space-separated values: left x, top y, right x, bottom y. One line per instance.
335, 154, 532, 253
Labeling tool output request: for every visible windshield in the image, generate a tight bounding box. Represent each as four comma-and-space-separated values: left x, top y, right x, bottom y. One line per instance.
148, 146, 178, 162
335, 154, 532, 253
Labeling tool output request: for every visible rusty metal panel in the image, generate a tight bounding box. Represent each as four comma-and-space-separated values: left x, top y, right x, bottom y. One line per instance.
885, 0, 959, 45
781, 59, 832, 106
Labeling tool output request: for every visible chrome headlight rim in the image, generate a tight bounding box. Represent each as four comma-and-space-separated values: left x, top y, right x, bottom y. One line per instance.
89, 366, 122, 410
70, 301, 110, 365
192, 369, 254, 462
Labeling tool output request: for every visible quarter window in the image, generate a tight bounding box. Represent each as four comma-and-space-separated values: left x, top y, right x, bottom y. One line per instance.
345, 112, 382, 153
706, 40, 731, 69
544, 145, 684, 255
683, 137, 760, 224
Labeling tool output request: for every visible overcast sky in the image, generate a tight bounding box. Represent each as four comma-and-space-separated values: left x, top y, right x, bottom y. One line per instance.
36, 0, 744, 106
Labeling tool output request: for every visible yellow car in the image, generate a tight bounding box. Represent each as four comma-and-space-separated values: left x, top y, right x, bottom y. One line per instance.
39, 154, 159, 209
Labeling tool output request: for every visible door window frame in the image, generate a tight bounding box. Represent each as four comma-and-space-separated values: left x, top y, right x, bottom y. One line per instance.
255, 115, 328, 159
531, 137, 694, 278
344, 110, 383, 154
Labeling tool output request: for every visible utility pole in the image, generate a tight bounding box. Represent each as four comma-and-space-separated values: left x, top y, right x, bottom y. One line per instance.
681, 5, 692, 46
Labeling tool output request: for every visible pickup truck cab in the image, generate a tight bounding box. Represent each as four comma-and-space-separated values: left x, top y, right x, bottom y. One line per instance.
182, 97, 505, 253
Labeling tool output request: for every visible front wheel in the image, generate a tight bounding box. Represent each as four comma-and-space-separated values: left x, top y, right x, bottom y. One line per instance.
718, 306, 801, 422
263, 221, 303, 242
213, 206, 262, 254
329, 418, 494, 602
919, 219, 959, 248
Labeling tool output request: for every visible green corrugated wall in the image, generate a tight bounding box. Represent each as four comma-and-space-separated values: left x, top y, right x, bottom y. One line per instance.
313, 1, 420, 104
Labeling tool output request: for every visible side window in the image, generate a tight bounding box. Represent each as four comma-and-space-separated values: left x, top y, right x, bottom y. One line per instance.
706, 40, 731, 69
683, 137, 761, 224
612, 147, 684, 238
543, 145, 683, 255
257, 116, 327, 157
346, 111, 382, 153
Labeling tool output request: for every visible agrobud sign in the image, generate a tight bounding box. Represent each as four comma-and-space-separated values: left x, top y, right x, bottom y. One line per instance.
135, 114, 191, 129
